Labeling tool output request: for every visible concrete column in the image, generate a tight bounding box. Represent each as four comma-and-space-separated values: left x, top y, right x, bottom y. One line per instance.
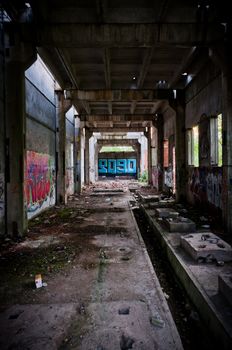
221, 49, 232, 233
145, 128, 152, 185
0, 23, 5, 235
157, 115, 164, 191
84, 129, 92, 185
56, 92, 71, 204
89, 134, 97, 184
74, 116, 81, 193
94, 141, 99, 182
172, 91, 187, 202
5, 62, 26, 236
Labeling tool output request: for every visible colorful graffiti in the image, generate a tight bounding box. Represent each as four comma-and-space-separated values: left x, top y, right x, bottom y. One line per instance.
25, 151, 55, 218
189, 167, 222, 209
98, 159, 136, 175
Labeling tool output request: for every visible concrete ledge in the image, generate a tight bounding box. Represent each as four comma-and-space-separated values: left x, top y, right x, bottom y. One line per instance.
141, 205, 232, 350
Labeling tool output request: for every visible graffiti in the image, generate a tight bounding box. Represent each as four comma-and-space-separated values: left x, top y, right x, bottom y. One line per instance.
0, 173, 4, 219
189, 167, 222, 209
98, 159, 136, 175
25, 151, 55, 219
164, 166, 173, 188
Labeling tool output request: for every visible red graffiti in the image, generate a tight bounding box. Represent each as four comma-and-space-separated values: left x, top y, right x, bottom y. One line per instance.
25, 151, 55, 212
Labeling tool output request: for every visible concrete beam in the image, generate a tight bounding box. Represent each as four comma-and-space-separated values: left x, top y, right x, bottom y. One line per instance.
169, 47, 197, 88
137, 48, 154, 88
80, 114, 156, 122
130, 101, 136, 114
89, 127, 146, 133
71, 89, 173, 101
98, 139, 139, 146
13, 23, 225, 47
103, 48, 111, 88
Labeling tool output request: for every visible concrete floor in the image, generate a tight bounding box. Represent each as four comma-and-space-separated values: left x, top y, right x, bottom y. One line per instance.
0, 182, 183, 350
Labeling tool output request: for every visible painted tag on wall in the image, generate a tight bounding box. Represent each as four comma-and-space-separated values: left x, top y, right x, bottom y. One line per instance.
98, 159, 136, 175
25, 151, 55, 219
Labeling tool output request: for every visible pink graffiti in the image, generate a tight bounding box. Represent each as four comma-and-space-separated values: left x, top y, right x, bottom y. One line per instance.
25, 151, 55, 212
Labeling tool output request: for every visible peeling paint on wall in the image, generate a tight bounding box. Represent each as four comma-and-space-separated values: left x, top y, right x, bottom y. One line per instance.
25, 151, 55, 219
164, 166, 173, 188
189, 167, 222, 209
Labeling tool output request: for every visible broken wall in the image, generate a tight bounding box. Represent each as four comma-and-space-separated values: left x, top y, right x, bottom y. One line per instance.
25, 56, 56, 219
185, 60, 222, 212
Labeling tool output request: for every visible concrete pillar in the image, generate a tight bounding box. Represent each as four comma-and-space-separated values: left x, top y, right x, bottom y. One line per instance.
84, 128, 92, 185
56, 92, 71, 204
171, 91, 187, 202
74, 115, 81, 193
221, 48, 232, 233
94, 141, 99, 182
89, 134, 98, 184
157, 115, 164, 191
5, 39, 36, 236
0, 23, 5, 235
5, 61, 26, 236
145, 128, 152, 185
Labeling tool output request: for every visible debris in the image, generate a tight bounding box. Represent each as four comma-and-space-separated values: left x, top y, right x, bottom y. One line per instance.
190, 310, 200, 322
44, 220, 50, 224
42, 282, 48, 287
105, 198, 111, 202
216, 260, 225, 266
150, 313, 165, 328
118, 307, 130, 315
200, 216, 208, 222
35, 274, 43, 288
120, 334, 135, 350
164, 292, 169, 300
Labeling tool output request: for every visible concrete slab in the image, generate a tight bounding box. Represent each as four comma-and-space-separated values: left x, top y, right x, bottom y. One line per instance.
164, 216, 196, 232
218, 274, 232, 306
138, 193, 160, 203
0, 304, 77, 350
155, 208, 179, 218
180, 233, 232, 262
0, 184, 183, 350
142, 204, 232, 349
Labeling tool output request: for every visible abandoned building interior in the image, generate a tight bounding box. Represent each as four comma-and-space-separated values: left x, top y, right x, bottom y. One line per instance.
0, 1, 232, 349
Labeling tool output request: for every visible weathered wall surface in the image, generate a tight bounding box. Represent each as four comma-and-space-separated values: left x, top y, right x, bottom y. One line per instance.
0, 27, 5, 234
65, 107, 75, 196
25, 56, 56, 219
185, 61, 222, 212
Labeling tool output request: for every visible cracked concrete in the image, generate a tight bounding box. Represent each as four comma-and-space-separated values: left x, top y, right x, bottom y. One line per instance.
0, 182, 182, 350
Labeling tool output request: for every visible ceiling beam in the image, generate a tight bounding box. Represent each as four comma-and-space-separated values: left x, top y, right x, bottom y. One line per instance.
103, 48, 111, 88
88, 127, 146, 133
137, 48, 154, 88
108, 101, 112, 114
169, 47, 197, 88
71, 89, 173, 101
130, 101, 136, 114
81, 100, 91, 114
80, 114, 155, 122
13, 23, 225, 47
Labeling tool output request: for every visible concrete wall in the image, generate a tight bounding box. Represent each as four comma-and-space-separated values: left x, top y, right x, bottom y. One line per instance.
0, 26, 5, 234
185, 61, 222, 212
65, 107, 75, 196
25, 56, 56, 219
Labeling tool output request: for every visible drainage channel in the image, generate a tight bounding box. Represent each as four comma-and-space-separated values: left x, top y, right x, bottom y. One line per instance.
133, 207, 217, 350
